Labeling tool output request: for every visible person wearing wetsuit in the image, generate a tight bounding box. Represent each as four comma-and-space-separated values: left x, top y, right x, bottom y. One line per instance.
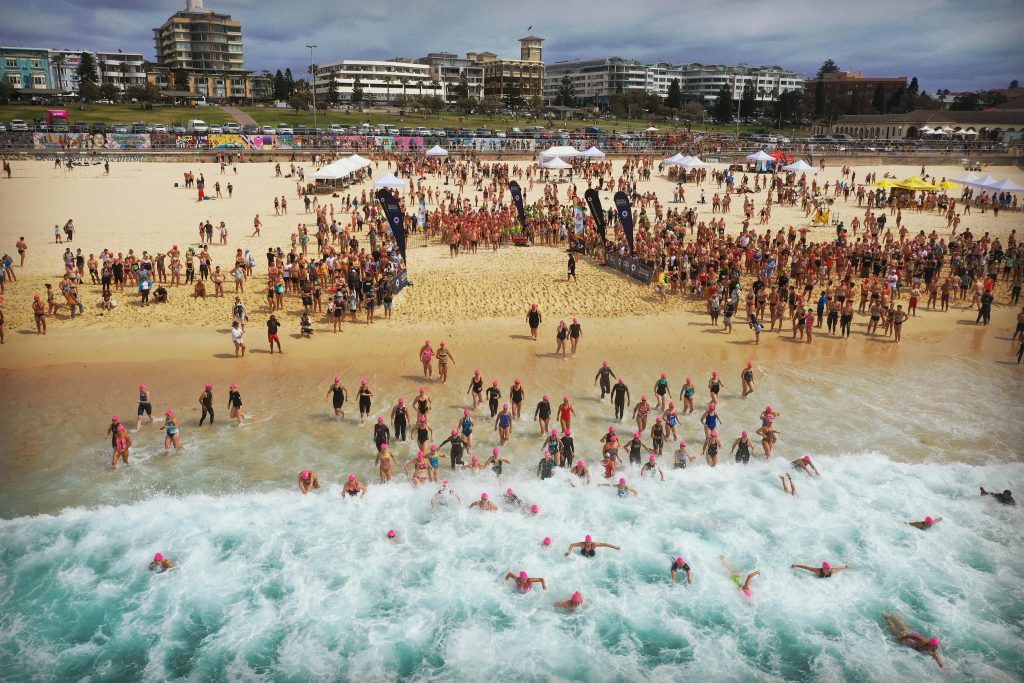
560, 430, 575, 467
610, 379, 630, 420
357, 380, 373, 424
624, 434, 652, 465
227, 385, 244, 424
981, 487, 1015, 505
564, 536, 621, 557
534, 395, 552, 435
731, 432, 753, 464
438, 431, 468, 468
650, 419, 666, 454
537, 451, 556, 480
198, 383, 214, 425
373, 417, 390, 452
391, 398, 409, 441
486, 382, 502, 417
136, 384, 153, 431
670, 557, 693, 584
595, 362, 616, 399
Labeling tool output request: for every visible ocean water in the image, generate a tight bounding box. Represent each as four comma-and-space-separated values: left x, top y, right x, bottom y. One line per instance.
1, 456, 1022, 681
1, 346, 1022, 680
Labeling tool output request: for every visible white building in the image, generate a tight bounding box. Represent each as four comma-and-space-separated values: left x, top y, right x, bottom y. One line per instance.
96, 51, 146, 91
315, 59, 439, 105
415, 52, 484, 103
47, 49, 84, 93
678, 63, 804, 104
544, 57, 649, 106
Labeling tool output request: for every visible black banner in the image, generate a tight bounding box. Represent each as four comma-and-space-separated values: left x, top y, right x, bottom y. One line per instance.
376, 189, 407, 261
584, 188, 606, 242
613, 191, 635, 254
509, 180, 527, 230
605, 253, 655, 284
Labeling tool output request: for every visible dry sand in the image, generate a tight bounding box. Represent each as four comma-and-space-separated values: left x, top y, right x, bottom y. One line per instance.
0, 158, 1021, 368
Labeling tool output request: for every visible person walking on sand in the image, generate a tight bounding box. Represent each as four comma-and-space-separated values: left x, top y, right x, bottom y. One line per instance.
227, 383, 245, 424
527, 303, 542, 340
231, 320, 245, 357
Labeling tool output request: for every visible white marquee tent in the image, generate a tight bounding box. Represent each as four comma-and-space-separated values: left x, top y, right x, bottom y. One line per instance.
782, 159, 816, 173
581, 147, 606, 158
538, 145, 581, 159
425, 145, 449, 157
541, 157, 573, 170
746, 150, 775, 162
373, 172, 406, 188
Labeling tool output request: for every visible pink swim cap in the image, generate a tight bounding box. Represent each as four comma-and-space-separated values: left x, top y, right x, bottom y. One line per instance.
154, 553, 163, 562
747, 361, 752, 367
676, 557, 685, 565
451, 429, 458, 436
117, 424, 126, 432
712, 371, 718, 377
928, 638, 939, 648
417, 450, 424, 457
520, 571, 528, 578
531, 504, 539, 513
112, 415, 119, 421
618, 378, 624, 384
348, 474, 356, 481
424, 340, 429, 344
803, 455, 811, 462
661, 373, 667, 379
649, 455, 656, 462
765, 405, 772, 411
656, 417, 662, 422
822, 562, 831, 570
419, 415, 426, 422
503, 403, 509, 409
492, 447, 500, 455
398, 398, 405, 403
925, 516, 934, 524
481, 492, 488, 500
543, 537, 552, 545
231, 383, 237, 389
493, 380, 498, 386
641, 395, 647, 401
668, 402, 675, 408
709, 403, 716, 410
742, 431, 748, 437
472, 455, 479, 462
387, 530, 396, 538
686, 376, 691, 382
608, 426, 615, 432
166, 410, 173, 416
334, 376, 340, 382
585, 535, 592, 542
205, 383, 212, 388
680, 441, 687, 446
565, 429, 571, 436
542, 394, 548, 400
377, 417, 384, 423
572, 592, 582, 601
300, 470, 310, 479
507, 488, 515, 495
633, 432, 640, 438
602, 361, 608, 367
419, 387, 425, 392
442, 480, 449, 486
577, 460, 584, 467
474, 369, 480, 374
619, 477, 626, 484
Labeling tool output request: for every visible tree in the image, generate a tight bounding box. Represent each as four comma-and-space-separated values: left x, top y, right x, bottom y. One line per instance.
76, 52, 98, 84
813, 79, 826, 118
99, 83, 120, 102
288, 89, 311, 111
326, 82, 339, 106
351, 77, 364, 104
1011, 79, 1019, 89
887, 85, 906, 113
713, 84, 733, 122
273, 69, 286, 100
609, 92, 626, 117
0, 81, 18, 104
872, 83, 887, 113
173, 67, 190, 92
773, 89, 805, 121
423, 95, 445, 113
284, 68, 295, 98
815, 59, 840, 80
555, 74, 576, 107
383, 75, 393, 105
684, 100, 705, 122
456, 71, 469, 101
666, 78, 683, 109
79, 80, 101, 102
907, 76, 919, 98
127, 82, 160, 104
399, 77, 409, 104
740, 80, 756, 116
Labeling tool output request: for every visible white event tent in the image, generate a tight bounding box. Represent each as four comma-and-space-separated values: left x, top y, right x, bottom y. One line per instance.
425, 145, 449, 157
581, 147, 605, 158
373, 172, 406, 188
782, 159, 816, 173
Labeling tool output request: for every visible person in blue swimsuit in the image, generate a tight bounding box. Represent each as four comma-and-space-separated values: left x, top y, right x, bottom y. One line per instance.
664, 402, 680, 440
161, 409, 182, 449
600, 477, 638, 497
700, 403, 721, 438
459, 409, 475, 447
135, 383, 153, 432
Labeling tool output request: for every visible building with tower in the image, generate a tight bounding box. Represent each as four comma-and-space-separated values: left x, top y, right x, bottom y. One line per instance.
473, 37, 545, 104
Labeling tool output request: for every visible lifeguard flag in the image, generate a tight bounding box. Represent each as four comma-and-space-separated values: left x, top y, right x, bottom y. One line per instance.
509, 180, 527, 230
584, 188, 606, 242
613, 191, 635, 254
376, 189, 406, 261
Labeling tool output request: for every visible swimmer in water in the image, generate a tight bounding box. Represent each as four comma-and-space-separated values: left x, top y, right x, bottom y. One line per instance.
791, 561, 850, 578
700, 403, 721, 438
374, 446, 398, 483
653, 373, 671, 411
721, 556, 759, 598
907, 516, 941, 530
297, 469, 320, 493
464, 454, 487, 471
386, 529, 401, 544
554, 591, 584, 611
756, 424, 780, 459
504, 570, 547, 592
792, 455, 820, 476
594, 361, 616, 400
160, 410, 183, 449
980, 487, 1015, 505
571, 459, 591, 484
673, 441, 693, 469
678, 376, 696, 415
702, 429, 721, 467
111, 424, 132, 470
325, 376, 348, 420
405, 450, 433, 487
148, 552, 176, 572
671, 556, 693, 584
534, 394, 552, 435
486, 448, 510, 478
731, 431, 753, 464
663, 402, 680, 441
779, 473, 797, 496
641, 455, 665, 481
599, 477, 638, 497
740, 362, 755, 398
564, 535, 621, 557
541, 537, 553, 549
342, 473, 366, 499
456, 409, 475, 448
466, 369, 484, 410
883, 612, 943, 668
430, 480, 462, 511
494, 403, 514, 444
707, 371, 724, 403
469, 492, 498, 511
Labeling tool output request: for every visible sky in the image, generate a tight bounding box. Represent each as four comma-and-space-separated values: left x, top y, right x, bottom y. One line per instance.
1, 0, 1021, 93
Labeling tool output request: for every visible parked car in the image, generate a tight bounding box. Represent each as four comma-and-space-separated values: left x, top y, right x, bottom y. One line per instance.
169, 124, 187, 134
277, 124, 294, 134
207, 124, 224, 133
91, 123, 110, 134
223, 123, 241, 133
0, 123, 6, 132
9, 119, 29, 132
152, 124, 168, 133
261, 125, 276, 134
241, 124, 260, 134
186, 119, 209, 133
329, 123, 346, 132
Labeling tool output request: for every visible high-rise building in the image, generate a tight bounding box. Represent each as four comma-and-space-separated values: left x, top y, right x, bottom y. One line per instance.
95, 51, 147, 92
473, 37, 545, 104
151, 0, 250, 98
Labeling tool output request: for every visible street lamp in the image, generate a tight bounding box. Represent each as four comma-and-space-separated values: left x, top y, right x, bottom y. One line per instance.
306, 44, 317, 131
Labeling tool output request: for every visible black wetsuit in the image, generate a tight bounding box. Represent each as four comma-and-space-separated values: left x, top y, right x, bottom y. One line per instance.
392, 405, 409, 441
373, 423, 390, 451
199, 389, 214, 425
535, 400, 551, 422
486, 386, 501, 417
627, 439, 643, 465
358, 386, 372, 414
610, 383, 629, 420
538, 457, 555, 480
596, 366, 616, 399
735, 439, 751, 464
438, 433, 466, 467
560, 435, 575, 467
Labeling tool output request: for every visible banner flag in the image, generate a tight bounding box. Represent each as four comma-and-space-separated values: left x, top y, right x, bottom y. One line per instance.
613, 191, 634, 254
376, 189, 407, 261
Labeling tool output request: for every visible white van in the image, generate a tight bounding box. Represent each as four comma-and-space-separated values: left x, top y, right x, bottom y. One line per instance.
187, 119, 209, 133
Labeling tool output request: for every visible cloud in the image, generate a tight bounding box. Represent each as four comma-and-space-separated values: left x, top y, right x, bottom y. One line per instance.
0, 0, 1019, 91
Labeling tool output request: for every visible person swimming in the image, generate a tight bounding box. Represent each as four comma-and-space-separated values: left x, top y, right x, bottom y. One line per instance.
554, 591, 584, 611
564, 535, 621, 557
297, 469, 320, 494
980, 487, 1015, 505
884, 612, 944, 668
600, 477, 638, 497
790, 561, 850, 578
503, 570, 547, 593
721, 555, 758, 598
907, 516, 942, 530
148, 552, 176, 572
671, 556, 693, 584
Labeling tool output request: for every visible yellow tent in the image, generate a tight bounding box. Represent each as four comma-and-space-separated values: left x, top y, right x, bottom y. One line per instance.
896, 180, 938, 191
936, 180, 959, 190
871, 180, 898, 188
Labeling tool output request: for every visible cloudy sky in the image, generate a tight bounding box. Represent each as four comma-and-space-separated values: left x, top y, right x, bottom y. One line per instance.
1, 0, 1020, 92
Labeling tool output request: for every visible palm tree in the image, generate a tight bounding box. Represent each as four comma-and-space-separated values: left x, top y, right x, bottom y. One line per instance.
399, 77, 409, 104
383, 75, 393, 107
417, 78, 423, 102
430, 79, 441, 100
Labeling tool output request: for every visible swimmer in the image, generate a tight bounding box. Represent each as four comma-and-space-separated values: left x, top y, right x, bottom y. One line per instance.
405, 450, 433, 487
509, 379, 525, 420
721, 556, 759, 598
624, 432, 653, 466
594, 361, 616, 399
907, 516, 942, 530
135, 383, 154, 432
779, 473, 797, 496
541, 536, 553, 549
342, 473, 366, 499
740, 362, 755, 398
653, 373, 671, 411
702, 429, 721, 466
503, 487, 525, 509
374, 446, 398, 483
707, 371, 724, 403
418, 339, 434, 378
537, 449, 556, 480
673, 441, 693, 469
791, 561, 850, 578
700, 403, 721, 438
426, 444, 441, 481
792, 455, 820, 476
600, 452, 617, 480
641, 455, 665, 481
610, 378, 631, 421
457, 409, 475, 447
534, 394, 552, 435
325, 376, 348, 419
599, 477, 638, 497
756, 424, 780, 459
297, 469, 320, 493
526, 303, 542, 340
415, 415, 434, 452
373, 417, 391, 452
650, 418, 667, 454
504, 570, 547, 592
554, 591, 584, 611
564, 535, 621, 557
632, 395, 652, 433
571, 459, 591, 484
110, 425, 132, 470
431, 480, 462, 511
883, 613, 943, 668
486, 448, 510, 478
980, 487, 1015, 505
386, 529, 401, 544
356, 380, 374, 425
148, 552, 176, 572
436, 341, 455, 383
678, 376, 696, 415
391, 398, 409, 441
731, 431, 753, 464
464, 454, 487, 472
413, 387, 432, 418
466, 369, 484, 410
663, 402, 680, 441
160, 410, 183, 449
469, 492, 498, 511
671, 556, 693, 584
438, 430, 469, 468
198, 383, 215, 425
557, 396, 576, 432
227, 383, 245, 424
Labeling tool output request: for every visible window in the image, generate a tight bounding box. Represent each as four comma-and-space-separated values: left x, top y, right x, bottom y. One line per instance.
5, 59, 15, 67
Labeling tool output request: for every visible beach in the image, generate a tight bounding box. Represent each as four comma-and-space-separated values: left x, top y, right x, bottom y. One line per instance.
0, 155, 1022, 679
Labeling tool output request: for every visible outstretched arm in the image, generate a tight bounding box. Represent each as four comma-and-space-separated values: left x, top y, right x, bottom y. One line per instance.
595, 542, 621, 550
790, 564, 817, 573
503, 572, 515, 582
742, 570, 760, 592
564, 542, 581, 557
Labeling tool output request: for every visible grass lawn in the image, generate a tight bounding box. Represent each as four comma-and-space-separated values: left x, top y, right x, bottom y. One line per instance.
0, 103, 232, 126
